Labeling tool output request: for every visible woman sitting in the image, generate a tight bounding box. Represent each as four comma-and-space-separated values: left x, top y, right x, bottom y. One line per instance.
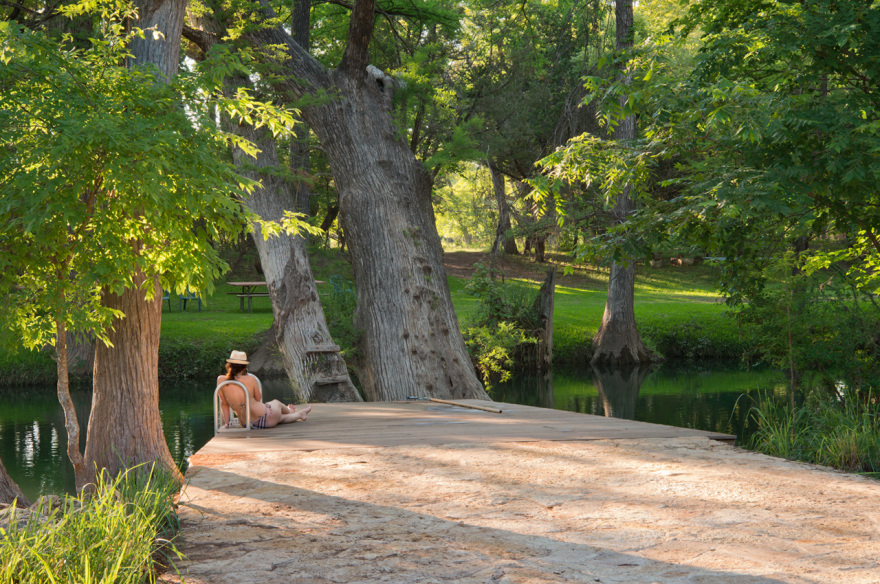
217, 351, 311, 429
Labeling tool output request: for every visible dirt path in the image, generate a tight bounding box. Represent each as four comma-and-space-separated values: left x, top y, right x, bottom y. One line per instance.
164, 414, 880, 583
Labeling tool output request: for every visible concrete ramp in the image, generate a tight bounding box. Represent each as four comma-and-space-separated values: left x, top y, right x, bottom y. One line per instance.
165, 401, 879, 584
197, 400, 736, 455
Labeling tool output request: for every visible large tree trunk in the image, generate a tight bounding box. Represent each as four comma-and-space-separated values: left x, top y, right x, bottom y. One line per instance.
590, 0, 650, 366
328, 84, 485, 400
84, 0, 185, 481
234, 0, 487, 401
489, 166, 518, 258
85, 274, 180, 482
0, 457, 28, 507
224, 79, 361, 402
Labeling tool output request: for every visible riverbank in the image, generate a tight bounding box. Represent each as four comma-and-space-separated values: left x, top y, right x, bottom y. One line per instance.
0, 250, 742, 386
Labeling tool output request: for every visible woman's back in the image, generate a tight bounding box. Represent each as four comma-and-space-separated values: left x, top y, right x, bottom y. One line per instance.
217, 373, 267, 423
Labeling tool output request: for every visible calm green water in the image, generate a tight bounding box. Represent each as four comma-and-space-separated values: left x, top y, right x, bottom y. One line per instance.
2, 364, 786, 500
0, 378, 301, 501
490, 363, 788, 440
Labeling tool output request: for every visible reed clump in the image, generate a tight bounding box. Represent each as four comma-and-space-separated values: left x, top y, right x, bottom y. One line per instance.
0, 464, 183, 584
747, 389, 880, 477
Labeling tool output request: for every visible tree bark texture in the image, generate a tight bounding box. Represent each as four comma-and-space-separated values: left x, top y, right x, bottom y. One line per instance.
531, 267, 555, 370
489, 166, 518, 258
328, 81, 485, 400
224, 79, 361, 402
84, 0, 185, 481
130, 0, 185, 79
238, 0, 488, 401
289, 0, 313, 215
55, 320, 87, 490
85, 274, 181, 482
591, 0, 650, 366
0, 457, 28, 507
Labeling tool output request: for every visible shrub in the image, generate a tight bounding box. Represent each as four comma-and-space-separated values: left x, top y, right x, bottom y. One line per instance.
462, 323, 537, 388
0, 464, 183, 584
461, 263, 542, 383
639, 313, 750, 361
158, 334, 262, 381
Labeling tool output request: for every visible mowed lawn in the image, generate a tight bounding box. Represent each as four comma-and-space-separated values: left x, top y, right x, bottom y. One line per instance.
163, 263, 728, 347
0, 259, 730, 378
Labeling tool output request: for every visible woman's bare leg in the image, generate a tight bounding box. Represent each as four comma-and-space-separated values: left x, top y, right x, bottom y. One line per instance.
279, 405, 311, 424
268, 400, 295, 414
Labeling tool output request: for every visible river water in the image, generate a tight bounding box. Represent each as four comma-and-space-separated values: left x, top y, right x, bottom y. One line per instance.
1, 364, 786, 501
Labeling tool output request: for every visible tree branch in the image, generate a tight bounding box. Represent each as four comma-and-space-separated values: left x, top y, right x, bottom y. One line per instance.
338, 0, 376, 81
235, 0, 331, 98
181, 24, 219, 55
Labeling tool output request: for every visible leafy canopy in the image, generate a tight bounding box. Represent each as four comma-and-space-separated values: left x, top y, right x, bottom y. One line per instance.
0, 0, 304, 349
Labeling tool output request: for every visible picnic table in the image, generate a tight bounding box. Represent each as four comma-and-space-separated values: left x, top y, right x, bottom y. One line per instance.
227, 280, 327, 312
226, 281, 270, 313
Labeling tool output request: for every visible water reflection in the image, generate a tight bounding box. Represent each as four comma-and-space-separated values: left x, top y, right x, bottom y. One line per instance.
0, 378, 268, 501
592, 364, 651, 419
491, 362, 788, 442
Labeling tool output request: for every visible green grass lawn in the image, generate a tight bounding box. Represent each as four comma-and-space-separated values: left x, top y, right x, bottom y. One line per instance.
0, 252, 739, 384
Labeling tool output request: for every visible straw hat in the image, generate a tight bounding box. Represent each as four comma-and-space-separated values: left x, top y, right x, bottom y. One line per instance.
226, 350, 249, 365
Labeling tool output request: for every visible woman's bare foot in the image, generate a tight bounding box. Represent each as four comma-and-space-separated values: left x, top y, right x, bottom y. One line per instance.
295, 405, 312, 421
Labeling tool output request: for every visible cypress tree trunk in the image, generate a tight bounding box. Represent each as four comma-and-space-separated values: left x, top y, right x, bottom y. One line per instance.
85, 0, 185, 481
489, 166, 518, 258
232, 0, 488, 401
0, 457, 28, 507
55, 319, 87, 490
290, 0, 313, 215
590, 0, 650, 366
85, 273, 180, 482
223, 78, 361, 402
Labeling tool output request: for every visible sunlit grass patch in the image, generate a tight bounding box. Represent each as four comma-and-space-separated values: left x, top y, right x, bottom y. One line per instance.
0, 464, 183, 584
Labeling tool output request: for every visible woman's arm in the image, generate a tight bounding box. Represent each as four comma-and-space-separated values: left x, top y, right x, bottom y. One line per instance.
251, 374, 262, 402
218, 390, 232, 427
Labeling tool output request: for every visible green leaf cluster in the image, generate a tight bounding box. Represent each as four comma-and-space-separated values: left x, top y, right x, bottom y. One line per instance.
0, 4, 264, 349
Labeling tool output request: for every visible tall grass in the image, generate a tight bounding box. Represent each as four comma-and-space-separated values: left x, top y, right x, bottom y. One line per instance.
748, 389, 880, 475
0, 464, 183, 584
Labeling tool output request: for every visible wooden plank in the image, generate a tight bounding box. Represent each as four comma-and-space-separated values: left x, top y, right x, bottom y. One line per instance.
306, 344, 341, 353
314, 376, 349, 385
428, 398, 503, 413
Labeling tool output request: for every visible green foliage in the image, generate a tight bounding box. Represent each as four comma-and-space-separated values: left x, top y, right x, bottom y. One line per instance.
0, 6, 248, 351
321, 279, 360, 363
462, 322, 536, 388
157, 334, 262, 381
0, 1, 314, 358
732, 255, 880, 397
434, 165, 498, 247
0, 464, 183, 584
639, 313, 747, 361
463, 263, 540, 329
462, 263, 540, 384
748, 389, 880, 474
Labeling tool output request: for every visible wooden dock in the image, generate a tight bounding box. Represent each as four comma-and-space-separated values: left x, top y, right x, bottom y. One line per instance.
194, 400, 736, 459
